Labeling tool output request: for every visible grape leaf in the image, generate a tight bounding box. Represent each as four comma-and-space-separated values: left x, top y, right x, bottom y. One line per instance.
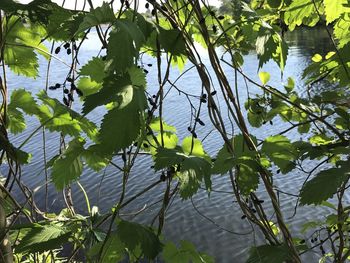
79, 57, 106, 83
77, 77, 102, 97
284, 0, 321, 30
50, 138, 85, 190
246, 244, 291, 263
154, 147, 212, 198
334, 14, 350, 48
7, 89, 39, 134
37, 91, 98, 141
106, 19, 145, 73
323, 0, 348, 24
158, 27, 187, 56
98, 87, 147, 153
77, 2, 115, 33
261, 135, 296, 173
15, 224, 71, 254
89, 232, 125, 263
300, 164, 350, 205
182, 137, 209, 159
82, 73, 131, 114
117, 220, 162, 260
162, 240, 214, 263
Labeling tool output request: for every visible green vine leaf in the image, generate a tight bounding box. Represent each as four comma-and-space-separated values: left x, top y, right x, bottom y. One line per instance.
50, 138, 85, 190
79, 57, 106, 83
117, 220, 163, 260
284, 0, 322, 31
77, 77, 103, 97
300, 164, 350, 205
37, 91, 98, 141
98, 87, 147, 153
7, 89, 39, 134
154, 147, 212, 198
158, 27, 187, 56
334, 14, 350, 48
162, 240, 214, 263
323, 0, 348, 24
3, 16, 48, 77
15, 223, 71, 254
77, 2, 116, 33
246, 244, 291, 263
261, 135, 296, 173
82, 73, 131, 114
106, 19, 145, 73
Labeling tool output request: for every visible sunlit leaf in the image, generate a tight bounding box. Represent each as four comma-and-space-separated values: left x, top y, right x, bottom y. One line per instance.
259, 71, 271, 85
79, 57, 106, 83
15, 223, 71, 254
261, 135, 296, 173
323, 0, 348, 24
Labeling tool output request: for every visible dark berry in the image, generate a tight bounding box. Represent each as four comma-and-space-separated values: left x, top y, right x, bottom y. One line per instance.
55, 83, 61, 89
145, 3, 149, 8
197, 118, 205, 126
160, 172, 166, 181
67, 48, 72, 55
54, 46, 61, 54
64, 89, 69, 94
63, 42, 70, 49
210, 90, 217, 96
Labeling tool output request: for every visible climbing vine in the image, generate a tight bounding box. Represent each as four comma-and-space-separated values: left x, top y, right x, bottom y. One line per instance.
0, 0, 350, 262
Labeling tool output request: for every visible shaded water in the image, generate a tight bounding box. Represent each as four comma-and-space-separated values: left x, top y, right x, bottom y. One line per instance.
3, 27, 340, 262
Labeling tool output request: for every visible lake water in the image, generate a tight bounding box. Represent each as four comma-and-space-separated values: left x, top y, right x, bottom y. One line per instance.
3, 27, 340, 262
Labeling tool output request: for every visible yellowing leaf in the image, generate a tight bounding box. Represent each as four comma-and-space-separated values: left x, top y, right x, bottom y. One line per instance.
311, 53, 322, 62
182, 137, 207, 158
259, 71, 271, 85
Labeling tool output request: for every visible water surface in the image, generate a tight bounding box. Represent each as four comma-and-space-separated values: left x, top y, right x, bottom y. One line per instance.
3, 27, 338, 262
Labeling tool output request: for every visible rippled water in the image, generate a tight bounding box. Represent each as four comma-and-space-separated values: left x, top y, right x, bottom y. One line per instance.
3, 27, 338, 262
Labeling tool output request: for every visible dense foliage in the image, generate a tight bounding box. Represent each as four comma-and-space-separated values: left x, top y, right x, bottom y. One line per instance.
0, 0, 350, 262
